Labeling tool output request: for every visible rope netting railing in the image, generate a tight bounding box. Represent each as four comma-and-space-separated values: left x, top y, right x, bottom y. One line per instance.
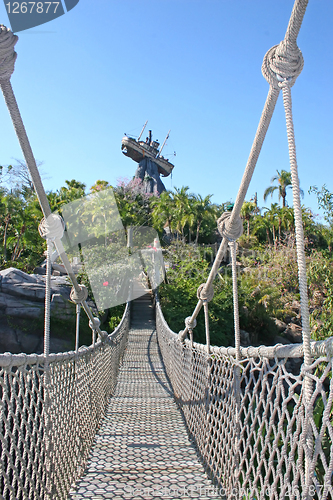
0, 22, 132, 500
157, 301, 333, 499
155, 0, 333, 498
0, 305, 130, 500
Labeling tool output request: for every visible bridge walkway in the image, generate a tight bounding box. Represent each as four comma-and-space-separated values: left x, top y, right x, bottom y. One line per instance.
68, 292, 221, 499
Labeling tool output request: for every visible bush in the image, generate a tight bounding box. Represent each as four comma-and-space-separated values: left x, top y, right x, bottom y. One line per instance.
159, 243, 279, 347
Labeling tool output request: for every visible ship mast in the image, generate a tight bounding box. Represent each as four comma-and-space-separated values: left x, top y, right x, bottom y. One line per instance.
137, 120, 148, 141
156, 130, 170, 158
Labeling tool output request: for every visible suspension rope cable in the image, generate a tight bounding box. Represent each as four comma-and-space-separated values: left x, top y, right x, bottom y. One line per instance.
280, 83, 311, 369
44, 239, 52, 359
180, 85, 280, 341
280, 79, 313, 500
75, 304, 81, 353
229, 241, 240, 364
203, 302, 210, 354
179, 0, 309, 344
0, 26, 104, 342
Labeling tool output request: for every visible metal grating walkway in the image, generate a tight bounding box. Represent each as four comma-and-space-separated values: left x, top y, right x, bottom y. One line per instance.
68, 293, 221, 499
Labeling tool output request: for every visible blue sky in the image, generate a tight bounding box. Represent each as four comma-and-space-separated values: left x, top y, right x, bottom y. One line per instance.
0, 0, 332, 222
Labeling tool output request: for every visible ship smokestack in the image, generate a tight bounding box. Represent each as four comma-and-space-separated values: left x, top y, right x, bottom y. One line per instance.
148, 130, 152, 145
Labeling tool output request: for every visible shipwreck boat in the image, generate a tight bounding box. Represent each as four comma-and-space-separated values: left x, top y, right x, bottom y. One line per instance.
121, 121, 174, 177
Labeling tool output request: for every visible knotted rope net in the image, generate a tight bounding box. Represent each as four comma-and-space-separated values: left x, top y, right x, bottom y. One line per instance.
157, 301, 333, 499
155, 0, 333, 498
0, 307, 130, 500
0, 23, 131, 500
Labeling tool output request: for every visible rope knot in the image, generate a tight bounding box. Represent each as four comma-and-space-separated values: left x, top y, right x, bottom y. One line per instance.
99, 330, 108, 342
0, 26, 18, 81
262, 40, 304, 89
217, 212, 243, 241
70, 285, 88, 304
38, 213, 65, 241
197, 283, 214, 303
185, 316, 197, 331
89, 317, 101, 331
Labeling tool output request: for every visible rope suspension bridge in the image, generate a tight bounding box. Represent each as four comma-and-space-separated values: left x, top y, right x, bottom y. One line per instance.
1, 0, 333, 498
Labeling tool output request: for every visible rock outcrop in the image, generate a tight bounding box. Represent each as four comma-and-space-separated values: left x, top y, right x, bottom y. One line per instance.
0, 267, 76, 354
132, 158, 166, 195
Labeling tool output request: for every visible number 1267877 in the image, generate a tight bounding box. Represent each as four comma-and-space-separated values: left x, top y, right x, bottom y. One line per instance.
5, 2, 60, 14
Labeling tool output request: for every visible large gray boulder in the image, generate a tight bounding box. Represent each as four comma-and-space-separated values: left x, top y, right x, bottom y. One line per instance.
0, 267, 76, 354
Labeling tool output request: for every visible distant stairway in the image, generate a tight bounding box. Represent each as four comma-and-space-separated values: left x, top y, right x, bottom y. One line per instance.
130, 289, 155, 330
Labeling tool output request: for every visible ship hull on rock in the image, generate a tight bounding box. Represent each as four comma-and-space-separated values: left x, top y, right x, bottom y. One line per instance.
121, 136, 174, 177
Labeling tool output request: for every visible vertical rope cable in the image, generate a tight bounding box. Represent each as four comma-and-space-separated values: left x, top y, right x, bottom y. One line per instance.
281, 81, 313, 499
43, 238, 52, 499
281, 84, 311, 368
229, 240, 241, 480
44, 239, 52, 358
181, 85, 280, 339
203, 302, 210, 354
75, 304, 81, 353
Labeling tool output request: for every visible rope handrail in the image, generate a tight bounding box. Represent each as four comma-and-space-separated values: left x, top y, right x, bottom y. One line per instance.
0, 302, 130, 368
0, 302, 130, 499
180, 0, 310, 355
0, 26, 104, 345
156, 298, 333, 361
156, 298, 333, 498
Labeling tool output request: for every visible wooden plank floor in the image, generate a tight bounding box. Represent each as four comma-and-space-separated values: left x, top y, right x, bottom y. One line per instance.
68, 293, 222, 499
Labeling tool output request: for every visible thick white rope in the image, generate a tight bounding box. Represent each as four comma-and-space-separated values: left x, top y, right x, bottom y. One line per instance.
280, 83, 311, 370
203, 302, 210, 354
43, 238, 53, 499
229, 241, 240, 364
268, 4, 312, 491
44, 240, 52, 358
280, 80, 313, 499
0, 27, 104, 341
0, 25, 17, 80
179, 0, 310, 347
180, 84, 280, 341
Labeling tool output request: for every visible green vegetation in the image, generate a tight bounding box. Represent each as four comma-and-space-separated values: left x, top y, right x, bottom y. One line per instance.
1, 161, 333, 346
158, 181, 333, 346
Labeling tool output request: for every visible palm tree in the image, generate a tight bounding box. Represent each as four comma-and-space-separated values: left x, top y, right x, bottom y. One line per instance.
1, 193, 23, 262
240, 201, 258, 237
190, 194, 215, 244
263, 169, 303, 208
151, 191, 174, 235
173, 186, 193, 241
253, 211, 272, 245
